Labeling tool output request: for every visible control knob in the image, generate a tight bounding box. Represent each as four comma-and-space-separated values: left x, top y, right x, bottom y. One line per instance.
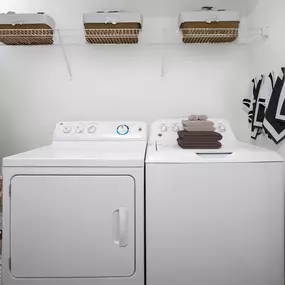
160, 125, 168, 132
172, 125, 180, 132
63, 126, 71, 134
117, 125, 129, 135
217, 124, 226, 133
76, 126, 84, 133
88, 125, 96, 133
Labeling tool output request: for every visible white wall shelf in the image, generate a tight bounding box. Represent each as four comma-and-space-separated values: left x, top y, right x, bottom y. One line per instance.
59, 27, 267, 46
0, 26, 268, 80
0, 26, 268, 46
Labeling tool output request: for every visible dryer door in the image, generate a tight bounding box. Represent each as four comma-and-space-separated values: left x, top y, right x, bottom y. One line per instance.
10, 175, 135, 278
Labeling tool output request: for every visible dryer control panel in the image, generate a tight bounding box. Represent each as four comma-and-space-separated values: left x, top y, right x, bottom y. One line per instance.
149, 119, 237, 147
53, 122, 147, 141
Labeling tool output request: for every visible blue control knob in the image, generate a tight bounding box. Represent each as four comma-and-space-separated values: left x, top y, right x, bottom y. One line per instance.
117, 125, 130, 135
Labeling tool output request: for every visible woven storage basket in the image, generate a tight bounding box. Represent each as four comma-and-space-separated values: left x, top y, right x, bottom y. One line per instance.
84, 22, 141, 44
181, 22, 239, 43
84, 12, 142, 44
0, 13, 55, 45
0, 23, 54, 45
179, 11, 240, 44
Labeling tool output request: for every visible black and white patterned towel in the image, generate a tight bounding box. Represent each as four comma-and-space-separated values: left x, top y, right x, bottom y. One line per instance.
242, 76, 264, 139
263, 68, 285, 144
254, 72, 275, 128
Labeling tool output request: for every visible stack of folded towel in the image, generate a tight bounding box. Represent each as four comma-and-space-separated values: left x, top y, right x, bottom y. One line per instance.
177, 115, 223, 149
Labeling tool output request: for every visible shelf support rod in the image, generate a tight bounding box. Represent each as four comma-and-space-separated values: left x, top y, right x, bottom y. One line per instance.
58, 30, 72, 81
161, 55, 165, 78
246, 26, 269, 43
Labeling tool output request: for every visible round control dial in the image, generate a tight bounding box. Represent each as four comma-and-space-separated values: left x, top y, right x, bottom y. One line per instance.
76, 126, 84, 133
88, 125, 96, 134
63, 126, 71, 134
117, 125, 130, 135
217, 124, 226, 133
160, 124, 168, 132
172, 125, 180, 132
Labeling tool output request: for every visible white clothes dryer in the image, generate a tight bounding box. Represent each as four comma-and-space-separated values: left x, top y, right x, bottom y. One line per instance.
2, 121, 146, 285
146, 119, 284, 285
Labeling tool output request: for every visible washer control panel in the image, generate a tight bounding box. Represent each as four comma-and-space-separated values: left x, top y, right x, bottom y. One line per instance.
53, 122, 147, 141
149, 119, 236, 146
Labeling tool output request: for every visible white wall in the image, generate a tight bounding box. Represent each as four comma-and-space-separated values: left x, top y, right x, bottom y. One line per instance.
0, 0, 258, 20
0, 0, 253, 159
248, 0, 285, 75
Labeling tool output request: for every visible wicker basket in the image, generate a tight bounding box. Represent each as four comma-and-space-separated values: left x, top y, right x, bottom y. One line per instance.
84, 12, 142, 44
0, 13, 55, 45
84, 22, 141, 44
179, 11, 240, 44
181, 22, 239, 43
0, 23, 54, 45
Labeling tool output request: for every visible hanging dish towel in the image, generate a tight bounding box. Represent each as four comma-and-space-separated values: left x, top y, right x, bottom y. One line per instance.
253, 72, 275, 128
242, 76, 264, 139
275, 69, 285, 122
242, 79, 255, 117
263, 68, 285, 144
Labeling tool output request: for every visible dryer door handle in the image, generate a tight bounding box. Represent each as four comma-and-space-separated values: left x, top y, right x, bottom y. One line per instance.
113, 207, 128, 247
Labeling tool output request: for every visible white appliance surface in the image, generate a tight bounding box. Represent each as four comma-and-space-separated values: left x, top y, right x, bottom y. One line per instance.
2, 121, 146, 285
83, 12, 143, 25
146, 118, 284, 285
4, 121, 147, 167
179, 10, 240, 26
0, 13, 55, 28
11, 175, 135, 278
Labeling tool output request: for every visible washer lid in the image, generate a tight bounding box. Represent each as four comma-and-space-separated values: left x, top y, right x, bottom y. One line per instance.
146, 142, 283, 164
3, 141, 147, 167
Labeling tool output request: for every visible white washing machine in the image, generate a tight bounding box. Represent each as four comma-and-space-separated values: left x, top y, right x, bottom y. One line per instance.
2, 121, 146, 285
146, 119, 284, 285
